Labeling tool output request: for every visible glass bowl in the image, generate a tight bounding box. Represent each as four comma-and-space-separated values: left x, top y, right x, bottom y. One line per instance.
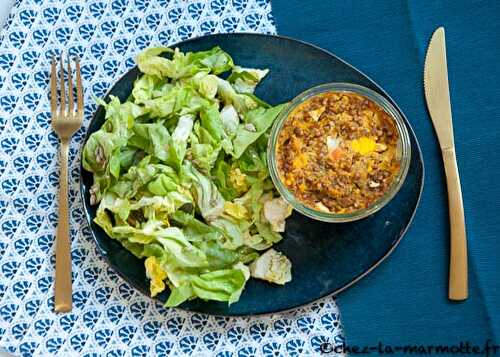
267, 83, 411, 223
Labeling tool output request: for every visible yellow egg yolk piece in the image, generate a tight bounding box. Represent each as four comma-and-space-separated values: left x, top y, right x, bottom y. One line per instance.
229, 168, 248, 193
350, 136, 376, 155
292, 153, 308, 169
145, 256, 167, 297
224, 201, 248, 219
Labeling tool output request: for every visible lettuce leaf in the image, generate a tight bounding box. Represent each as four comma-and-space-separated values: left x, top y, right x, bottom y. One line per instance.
83, 96, 141, 173
137, 46, 233, 80
249, 249, 291, 285
220, 105, 239, 138
212, 158, 239, 201
83, 46, 293, 308
129, 123, 171, 162
210, 216, 246, 250
200, 104, 232, 153
165, 283, 194, 306
132, 74, 173, 103
182, 163, 224, 221
184, 72, 219, 99
164, 263, 249, 307
147, 174, 178, 195
190, 142, 221, 175
188, 121, 222, 174
228, 66, 269, 94
170, 210, 223, 242
191, 263, 249, 304
169, 114, 194, 169
155, 227, 208, 267
216, 77, 260, 114
232, 104, 286, 158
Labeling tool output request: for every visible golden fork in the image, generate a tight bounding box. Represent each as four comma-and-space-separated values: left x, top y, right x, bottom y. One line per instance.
50, 56, 84, 312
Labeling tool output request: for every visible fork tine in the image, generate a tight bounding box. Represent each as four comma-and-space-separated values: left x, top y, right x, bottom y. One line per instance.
67, 55, 74, 115
75, 57, 84, 115
59, 55, 66, 117
50, 57, 57, 115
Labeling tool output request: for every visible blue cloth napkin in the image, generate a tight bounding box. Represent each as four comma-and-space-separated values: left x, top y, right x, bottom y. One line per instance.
272, 0, 499, 347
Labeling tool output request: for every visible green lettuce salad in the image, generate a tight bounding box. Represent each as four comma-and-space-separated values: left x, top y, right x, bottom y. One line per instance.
83, 46, 294, 307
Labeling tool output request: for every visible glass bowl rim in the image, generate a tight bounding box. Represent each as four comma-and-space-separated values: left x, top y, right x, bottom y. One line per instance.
267, 82, 412, 223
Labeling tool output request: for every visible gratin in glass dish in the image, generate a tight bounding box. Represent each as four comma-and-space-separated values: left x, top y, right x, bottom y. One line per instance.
267, 83, 411, 223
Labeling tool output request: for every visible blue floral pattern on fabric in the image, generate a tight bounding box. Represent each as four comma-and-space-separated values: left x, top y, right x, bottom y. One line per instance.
0, 0, 344, 355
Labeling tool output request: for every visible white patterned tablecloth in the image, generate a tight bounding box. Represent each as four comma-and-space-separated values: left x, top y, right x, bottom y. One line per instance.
0, 0, 344, 356
0, 1, 16, 29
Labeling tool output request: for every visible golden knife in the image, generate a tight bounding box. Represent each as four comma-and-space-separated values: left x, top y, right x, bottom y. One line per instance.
424, 27, 468, 300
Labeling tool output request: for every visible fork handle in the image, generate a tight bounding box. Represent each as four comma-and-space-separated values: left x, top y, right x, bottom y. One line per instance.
442, 147, 468, 301
54, 140, 72, 312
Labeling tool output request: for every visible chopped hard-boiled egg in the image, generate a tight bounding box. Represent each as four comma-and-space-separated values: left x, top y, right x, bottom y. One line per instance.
308, 106, 326, 121
263, 196, 293, 232
326, 136, 340, 152
315, 202, 330, 213
229, 168, 248, 193
326, 136, 345, 161
292, 153, 308, 169
224, 201, 248, 219
145, 256, 167, 297
350, 136, 376, 155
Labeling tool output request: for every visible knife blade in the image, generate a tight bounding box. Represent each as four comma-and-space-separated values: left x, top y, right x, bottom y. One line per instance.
424, 27, 468, 301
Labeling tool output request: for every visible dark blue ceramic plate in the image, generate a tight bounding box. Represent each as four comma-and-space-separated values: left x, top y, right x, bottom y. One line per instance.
80, 33, 424, 316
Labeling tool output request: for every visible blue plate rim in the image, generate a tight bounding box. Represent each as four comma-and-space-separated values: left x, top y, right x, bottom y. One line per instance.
79, 32, 425, 316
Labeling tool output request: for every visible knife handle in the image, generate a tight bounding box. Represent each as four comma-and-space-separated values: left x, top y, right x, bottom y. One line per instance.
442, 147, 468, 300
